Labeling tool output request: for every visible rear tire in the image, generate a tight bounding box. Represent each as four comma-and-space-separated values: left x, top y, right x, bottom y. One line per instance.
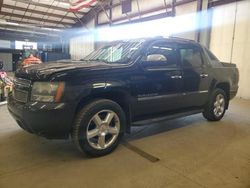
72, 99, 126, 157
203, 88, 228, 121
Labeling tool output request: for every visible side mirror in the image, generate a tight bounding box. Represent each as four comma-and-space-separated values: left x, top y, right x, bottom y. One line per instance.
0, 61, 3, 69
146, 54, 167, 62
141, 54, 170, 71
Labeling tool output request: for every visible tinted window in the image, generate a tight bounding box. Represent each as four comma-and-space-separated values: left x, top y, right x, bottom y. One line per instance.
179, 47, 203, 68
145, 42, 177, 67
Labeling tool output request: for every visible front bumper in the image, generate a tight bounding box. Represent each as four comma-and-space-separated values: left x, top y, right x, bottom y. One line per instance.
7, 95, 77, 139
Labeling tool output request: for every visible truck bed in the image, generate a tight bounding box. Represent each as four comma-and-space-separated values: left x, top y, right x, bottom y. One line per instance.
221, 62, 237, 68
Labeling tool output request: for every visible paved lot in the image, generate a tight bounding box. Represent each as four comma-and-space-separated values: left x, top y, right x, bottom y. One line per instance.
1, 98, 250, 188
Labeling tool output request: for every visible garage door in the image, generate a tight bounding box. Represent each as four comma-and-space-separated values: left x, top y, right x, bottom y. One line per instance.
210, 1, 250, 99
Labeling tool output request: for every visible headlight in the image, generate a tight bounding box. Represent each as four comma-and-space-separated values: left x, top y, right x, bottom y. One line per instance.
31, 82, 65, 102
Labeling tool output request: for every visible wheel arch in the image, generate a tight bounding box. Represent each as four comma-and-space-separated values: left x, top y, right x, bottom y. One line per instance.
74, 89, 132, 133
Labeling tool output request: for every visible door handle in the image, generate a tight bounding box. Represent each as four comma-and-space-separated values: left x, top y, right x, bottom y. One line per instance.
171, 75, 182, 79
200, 74, 208, 78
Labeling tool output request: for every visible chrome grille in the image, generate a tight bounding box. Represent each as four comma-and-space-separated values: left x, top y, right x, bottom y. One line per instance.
13, 78, 31, 103
13, 78, 31, 88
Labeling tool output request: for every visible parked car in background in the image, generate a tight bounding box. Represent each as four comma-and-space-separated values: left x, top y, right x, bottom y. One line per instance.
8, 37, 239, 157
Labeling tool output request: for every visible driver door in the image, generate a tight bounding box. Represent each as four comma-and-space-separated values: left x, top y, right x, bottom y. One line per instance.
132, 41, 183, 117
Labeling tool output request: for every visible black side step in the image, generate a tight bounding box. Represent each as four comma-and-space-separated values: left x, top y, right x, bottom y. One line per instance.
133, 109, 203, 125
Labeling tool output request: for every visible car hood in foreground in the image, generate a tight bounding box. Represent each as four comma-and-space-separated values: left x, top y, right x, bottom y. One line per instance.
15, 60, 116, 80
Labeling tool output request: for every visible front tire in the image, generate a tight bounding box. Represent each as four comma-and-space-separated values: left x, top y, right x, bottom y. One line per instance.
72, 99, 126, 157
203, 88, 228, 121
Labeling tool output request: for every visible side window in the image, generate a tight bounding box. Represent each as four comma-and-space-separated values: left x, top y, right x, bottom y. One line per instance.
144, 42, 178, 67
179, 47, 203, 68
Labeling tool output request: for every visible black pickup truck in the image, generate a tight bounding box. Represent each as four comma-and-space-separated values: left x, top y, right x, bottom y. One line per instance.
8, 37, 239, 156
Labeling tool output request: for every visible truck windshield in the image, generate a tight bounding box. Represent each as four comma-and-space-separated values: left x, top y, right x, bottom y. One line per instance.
83, 41, 144, 64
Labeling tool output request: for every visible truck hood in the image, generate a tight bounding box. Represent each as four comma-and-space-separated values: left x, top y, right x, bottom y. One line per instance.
15, 60, 112, 80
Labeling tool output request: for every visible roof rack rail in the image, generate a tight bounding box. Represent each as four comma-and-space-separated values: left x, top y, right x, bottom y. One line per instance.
154, 36, 164, 38
167, 36, 196, 42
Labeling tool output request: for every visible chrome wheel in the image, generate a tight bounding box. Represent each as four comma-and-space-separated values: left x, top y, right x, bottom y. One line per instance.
86, 110, 120, 150
213, 94, 225, 117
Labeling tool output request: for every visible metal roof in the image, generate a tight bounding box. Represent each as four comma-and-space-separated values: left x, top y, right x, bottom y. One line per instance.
0, 0, 98, 34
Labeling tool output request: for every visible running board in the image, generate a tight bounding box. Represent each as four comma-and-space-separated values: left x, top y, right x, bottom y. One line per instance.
133, 109, 203, 125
